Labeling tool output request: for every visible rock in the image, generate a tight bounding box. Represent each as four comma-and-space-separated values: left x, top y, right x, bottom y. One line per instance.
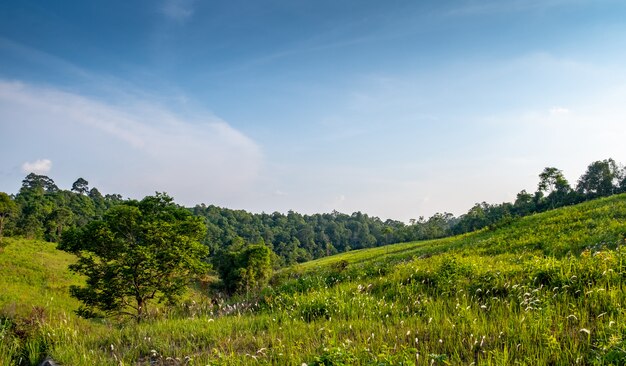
39, 359, 59, 366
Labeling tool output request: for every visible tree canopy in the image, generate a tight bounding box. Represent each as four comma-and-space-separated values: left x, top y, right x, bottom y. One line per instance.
59, 193, 209, 321
2, 157, 626, 289
576, 158, 622, 197
213, 244, 272, 295
0, 192, 17, 245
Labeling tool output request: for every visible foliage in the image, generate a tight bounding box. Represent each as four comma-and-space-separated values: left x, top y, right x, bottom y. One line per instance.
213, 244, 272, 294
59, 193, 209, 321
3, 195, 626, 364
4, 157, 626, 269
577, 158, 622, 197
71, 178, 89, 195
8, 174, 120, 241
0, 192, 17, 245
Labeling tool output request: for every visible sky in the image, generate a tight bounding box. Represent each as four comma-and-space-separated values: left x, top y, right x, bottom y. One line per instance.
1, 0, 626, 221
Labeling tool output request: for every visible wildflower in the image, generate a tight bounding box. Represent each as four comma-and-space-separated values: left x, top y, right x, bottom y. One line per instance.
579, 328, 591, 335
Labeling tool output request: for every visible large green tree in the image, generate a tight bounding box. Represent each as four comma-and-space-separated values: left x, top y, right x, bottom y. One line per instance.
576, 159, 621, 198
60, 193, 209, 321
0, 192, 17, 244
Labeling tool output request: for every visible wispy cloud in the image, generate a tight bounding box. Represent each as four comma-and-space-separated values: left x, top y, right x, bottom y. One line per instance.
0, 80, 263, 206
160, 0, 195, 22
446, 0, 585, 17
549, 106, 570, 115
22, 159, 52, 174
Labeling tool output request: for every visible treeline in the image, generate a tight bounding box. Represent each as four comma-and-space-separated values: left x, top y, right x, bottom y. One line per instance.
452, 158, 626, 234
193, 205, 454, 266
0, 174, 122, 242
1, 158, 626, 266
192, 158, 626, 264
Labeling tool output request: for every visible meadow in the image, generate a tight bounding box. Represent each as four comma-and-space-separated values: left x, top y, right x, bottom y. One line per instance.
3, 194, 626, 365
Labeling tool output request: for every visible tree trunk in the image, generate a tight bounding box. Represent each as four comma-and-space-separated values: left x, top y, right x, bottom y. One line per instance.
136, 298, 144, 322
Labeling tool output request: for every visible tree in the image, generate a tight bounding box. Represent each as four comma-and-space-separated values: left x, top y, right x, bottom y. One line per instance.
576, 159, 621, 198
21, 173, 58, 193
46, 207, 73, 242
513, 190, 535, 216
13, 174, 59, 238
538, 167, 570, 196
537, 167, 572, 208
213, 244, 272, 295
0, 192, 17, 244
71, 178, 89, 195
59, 193, 209, 321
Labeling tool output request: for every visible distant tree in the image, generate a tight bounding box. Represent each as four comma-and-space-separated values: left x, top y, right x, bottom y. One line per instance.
0, 192, 18, 244
537, 167, 572, 208
513, 190, 535, 216
576, 159, 621, 198
213, 244, 272, 295
67, 193, 96, 227
46, 207, 73, 242
88, 187, 107, 217
104, 193, 124, 208
21, 173, 58, 193
423, 212, 453, 239
59, 193, 209, 321
538, 167, 570, 196
14, 180, 54, 239
71, 178, 89, 195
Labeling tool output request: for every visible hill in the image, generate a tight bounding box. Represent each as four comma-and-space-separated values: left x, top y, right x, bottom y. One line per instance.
0, 238, 83, 316
2, 194, 626, 364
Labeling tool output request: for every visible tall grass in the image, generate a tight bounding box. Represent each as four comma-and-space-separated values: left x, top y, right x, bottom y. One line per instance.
2, 195, 626, 364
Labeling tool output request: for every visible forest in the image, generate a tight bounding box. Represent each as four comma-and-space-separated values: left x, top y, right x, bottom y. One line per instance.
2, 158, 626, 364
2, 158, 626, 267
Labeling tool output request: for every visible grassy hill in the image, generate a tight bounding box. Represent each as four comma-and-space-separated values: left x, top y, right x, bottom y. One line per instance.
0, 238, 83, 316
2, 194, 626, 365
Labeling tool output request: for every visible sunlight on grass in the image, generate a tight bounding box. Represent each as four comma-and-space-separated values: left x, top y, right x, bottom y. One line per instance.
2, 195, 626, 364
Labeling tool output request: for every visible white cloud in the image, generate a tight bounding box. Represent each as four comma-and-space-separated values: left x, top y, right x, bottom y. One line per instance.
160, 0, 194, 22
21, 159, 52, 174
0, 80, 263, 206
549, 106, 570, 115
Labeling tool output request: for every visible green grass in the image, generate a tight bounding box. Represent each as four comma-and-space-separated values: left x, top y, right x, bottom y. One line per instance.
0, 238, 83, 316
3, 194, 626, 365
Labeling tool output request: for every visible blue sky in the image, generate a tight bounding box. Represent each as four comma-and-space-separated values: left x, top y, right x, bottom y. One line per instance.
2, 0, 626, 221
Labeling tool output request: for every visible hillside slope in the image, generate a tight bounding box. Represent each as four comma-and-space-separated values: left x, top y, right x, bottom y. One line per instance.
2, 195, 626, 365
0, 238, 83, 316
291, 193, 626, 273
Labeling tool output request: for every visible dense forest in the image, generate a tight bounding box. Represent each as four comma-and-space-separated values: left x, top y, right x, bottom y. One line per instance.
1, 158, 625, 266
